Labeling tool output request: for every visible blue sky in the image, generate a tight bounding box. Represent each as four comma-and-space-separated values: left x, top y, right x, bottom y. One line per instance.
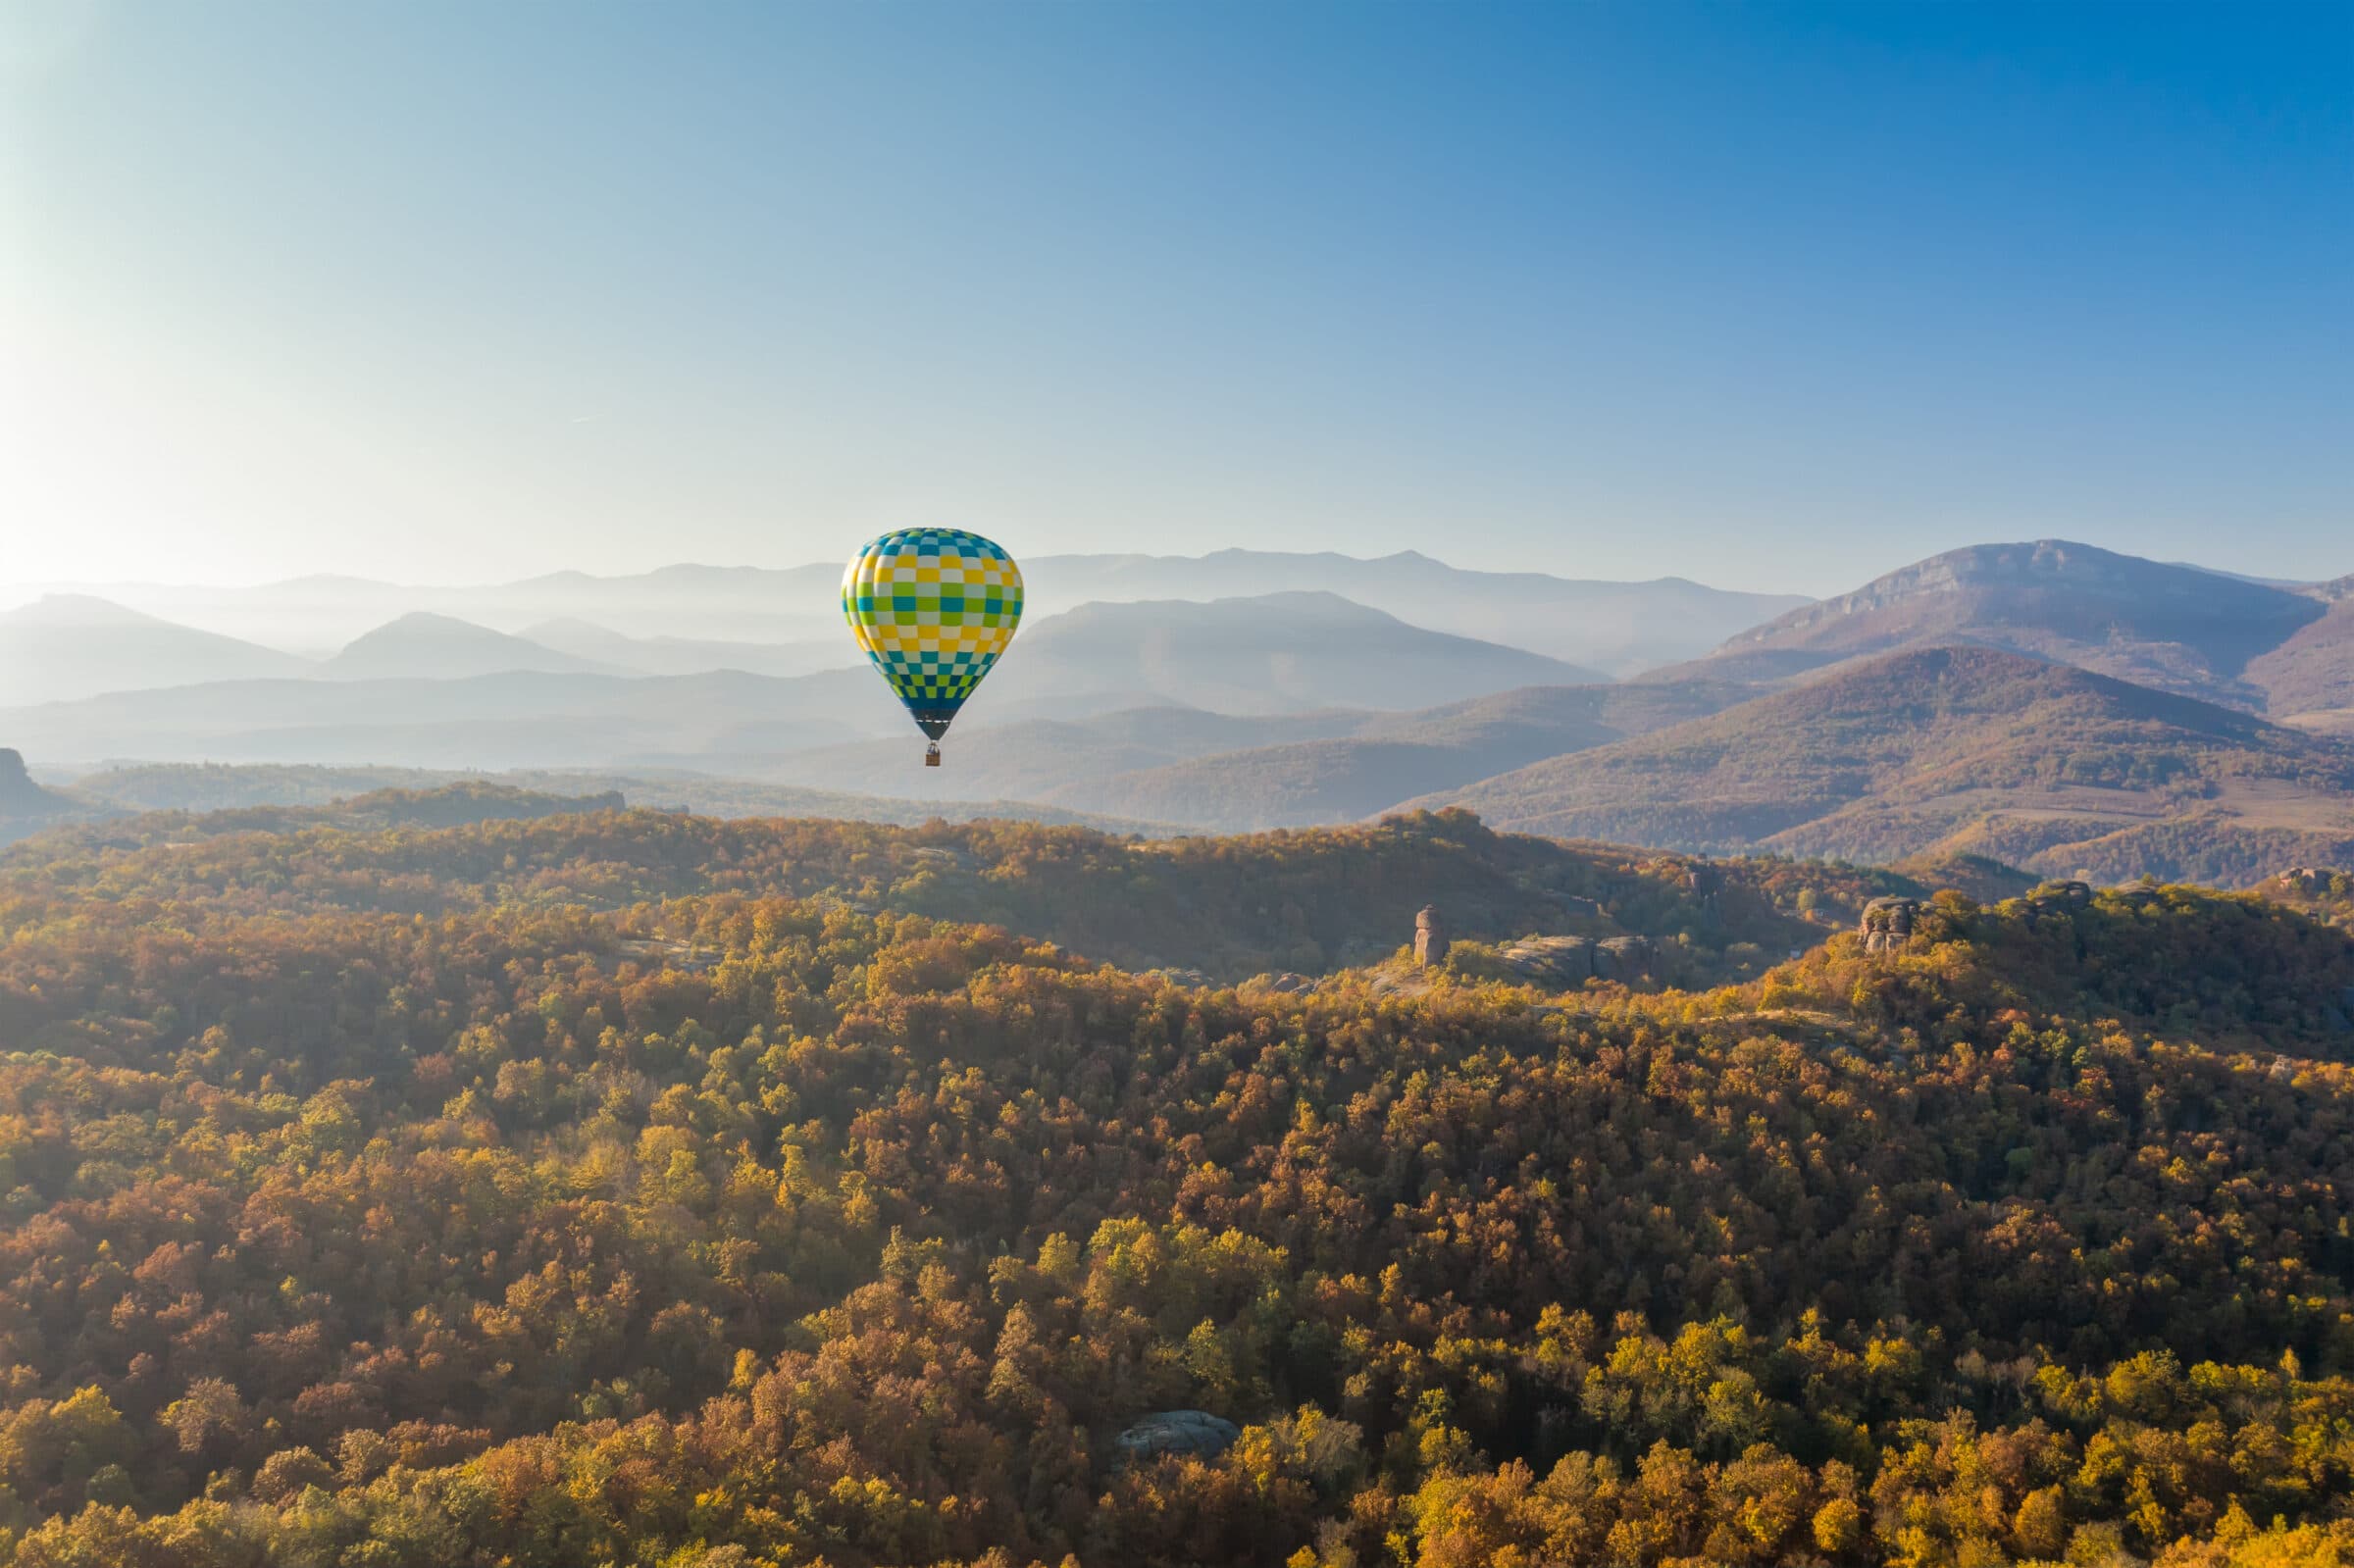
3, 1, 2346, 593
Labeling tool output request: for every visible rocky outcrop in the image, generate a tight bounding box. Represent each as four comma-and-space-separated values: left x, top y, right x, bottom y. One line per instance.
1113, 1411, 1240, 1465
1494, 934, 1655, 986
2028, 880, 2095, 908
1858, 897, 1921, 954
1414, 905, 1449, 967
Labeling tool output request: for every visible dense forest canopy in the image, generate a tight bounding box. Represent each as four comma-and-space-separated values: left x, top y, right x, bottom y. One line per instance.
0, 795, 2345, 1566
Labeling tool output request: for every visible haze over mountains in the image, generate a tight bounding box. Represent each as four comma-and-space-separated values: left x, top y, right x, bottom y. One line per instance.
0, 595, 312, 706
8, 538, 2353, 885
13, 549, 1803, 674
323, 612, 627, 681
0, 587, 1596, 771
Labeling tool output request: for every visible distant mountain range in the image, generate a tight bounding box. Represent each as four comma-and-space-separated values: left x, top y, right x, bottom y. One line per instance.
18, 548, 1808, 675
8, 537, 2351, 885
1407, 645, 2354, 885
0, 592, 1593, 769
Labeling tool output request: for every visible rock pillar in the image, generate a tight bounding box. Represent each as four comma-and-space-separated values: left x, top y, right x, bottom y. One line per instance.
1414, 905, 1449, 967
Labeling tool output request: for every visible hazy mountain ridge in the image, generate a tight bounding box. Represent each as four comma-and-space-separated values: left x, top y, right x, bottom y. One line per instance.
0, 594, 1602, 769
324, 611, 627, 680
9, 540, 2350, 878
0, 594, 315, 706
1040, 682, 1756, 830
1012, 548, 1809, 673
521, 617, 851, 679
993, 591, 1605, 715
15, 548, 1806, 674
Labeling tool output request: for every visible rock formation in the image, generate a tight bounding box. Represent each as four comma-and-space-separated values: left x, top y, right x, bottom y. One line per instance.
1858, 896, 1921, 954
1414, 905, 1449, 967
1597, 936, 1654, 979
1113, 1411, 1241, 1466
1492, 933, 1655, 986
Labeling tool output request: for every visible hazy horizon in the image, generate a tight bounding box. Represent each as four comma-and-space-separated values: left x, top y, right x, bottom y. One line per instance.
6, 1, 2348, 597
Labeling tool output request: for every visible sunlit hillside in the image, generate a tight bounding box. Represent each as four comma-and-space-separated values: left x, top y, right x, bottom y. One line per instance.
0, 793, 2344, 1565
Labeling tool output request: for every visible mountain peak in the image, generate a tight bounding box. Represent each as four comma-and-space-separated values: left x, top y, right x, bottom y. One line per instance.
2, 593, 169, 629
1713, 539, 2328, 711
328, 613, 621, 680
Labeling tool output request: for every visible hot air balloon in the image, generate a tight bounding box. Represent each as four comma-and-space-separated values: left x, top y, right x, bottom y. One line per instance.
842, 528, 1023, 765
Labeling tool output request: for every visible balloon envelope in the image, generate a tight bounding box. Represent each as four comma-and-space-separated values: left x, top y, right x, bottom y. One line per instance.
842, 528, 1024, 740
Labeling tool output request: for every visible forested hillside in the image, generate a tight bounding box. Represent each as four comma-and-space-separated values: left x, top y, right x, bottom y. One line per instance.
2, 802, 1850, 986
1414, 647, 2354, 885
0, 797, 2344, 1565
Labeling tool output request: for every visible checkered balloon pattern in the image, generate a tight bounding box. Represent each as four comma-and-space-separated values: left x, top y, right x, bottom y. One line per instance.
842, 529, 1023, 738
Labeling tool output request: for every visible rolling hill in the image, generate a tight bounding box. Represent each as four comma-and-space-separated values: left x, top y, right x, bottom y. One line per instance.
1684, 539, 2330, 711
2247, 577, 2354, 725
0, 792, 2347, 1564
1408, 644, 2354, 885
0, 594, 315, 705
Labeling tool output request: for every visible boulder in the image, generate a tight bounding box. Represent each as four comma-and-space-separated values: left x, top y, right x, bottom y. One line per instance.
1496, 936, 1594, 985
